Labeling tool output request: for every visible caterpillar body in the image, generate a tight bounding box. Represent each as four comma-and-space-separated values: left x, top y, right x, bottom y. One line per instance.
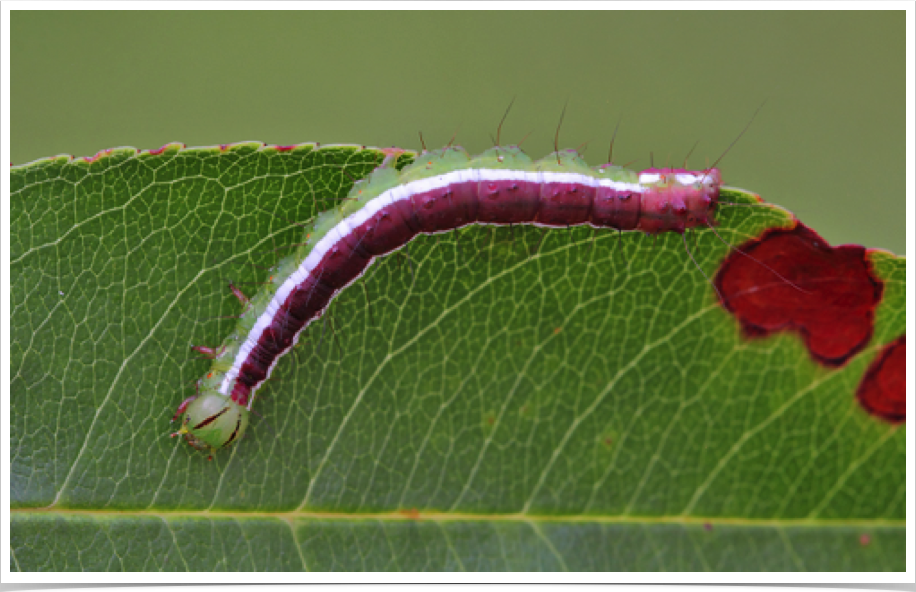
171, 145, 722, 455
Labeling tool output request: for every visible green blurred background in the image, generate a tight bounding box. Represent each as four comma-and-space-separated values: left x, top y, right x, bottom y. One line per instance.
11, 11, 904, 255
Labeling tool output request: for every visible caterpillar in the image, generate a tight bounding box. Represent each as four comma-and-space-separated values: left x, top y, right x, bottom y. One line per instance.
170, 143, 723, 456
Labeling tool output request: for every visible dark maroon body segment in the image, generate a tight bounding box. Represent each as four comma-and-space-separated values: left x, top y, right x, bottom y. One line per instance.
714, 223, 884, 367
229, 274, 337, 405
477, 179, 541, 224
410, 181, 480, 232
315, 240, 373, 291
592, 186, 640, 230
346, 196, 423, 258
537, 181, 595, 227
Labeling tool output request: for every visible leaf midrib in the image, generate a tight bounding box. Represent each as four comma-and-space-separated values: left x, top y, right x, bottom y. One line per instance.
10, 508, 904, 528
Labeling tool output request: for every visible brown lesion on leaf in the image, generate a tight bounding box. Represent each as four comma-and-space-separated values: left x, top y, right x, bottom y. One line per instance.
856, 334, 905, 424
714, 221, 883, 368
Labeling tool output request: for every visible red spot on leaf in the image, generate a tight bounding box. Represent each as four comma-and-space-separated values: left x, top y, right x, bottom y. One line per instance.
856, 335, 905, 424
275, 145, 297, 152
859, 534, 871, 546
714, 223, 883, 367
399, 508, 421, 521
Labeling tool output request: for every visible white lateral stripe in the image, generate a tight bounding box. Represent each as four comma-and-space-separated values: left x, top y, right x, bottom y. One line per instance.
219, 167, 651, 395
637, 172, 715, 186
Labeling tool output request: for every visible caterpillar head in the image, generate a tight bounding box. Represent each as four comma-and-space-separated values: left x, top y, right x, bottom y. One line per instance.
174, 393, 249, 455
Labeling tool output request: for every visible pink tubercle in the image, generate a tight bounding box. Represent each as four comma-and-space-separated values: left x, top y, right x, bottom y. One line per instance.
214, 142, 268, 153
82, 149, 112, 163
640, 167, 692, 175
275, 144, 298, 152
149, 143, 185, 156
379, 147, 407, 158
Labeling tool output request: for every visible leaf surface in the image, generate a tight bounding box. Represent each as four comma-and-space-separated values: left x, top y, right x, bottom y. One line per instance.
10, 143, 905, 571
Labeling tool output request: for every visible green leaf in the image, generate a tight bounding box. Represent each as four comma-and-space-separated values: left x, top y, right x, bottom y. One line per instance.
10, 143, 905, 571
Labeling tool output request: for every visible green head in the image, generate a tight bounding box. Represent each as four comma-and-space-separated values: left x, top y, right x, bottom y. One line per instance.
175, 392, 250, 455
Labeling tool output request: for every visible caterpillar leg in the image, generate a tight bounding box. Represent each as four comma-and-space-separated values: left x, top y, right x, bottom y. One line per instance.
191, 345, 226, 359
229, 282, 249, 306
171, 395, 198, 423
